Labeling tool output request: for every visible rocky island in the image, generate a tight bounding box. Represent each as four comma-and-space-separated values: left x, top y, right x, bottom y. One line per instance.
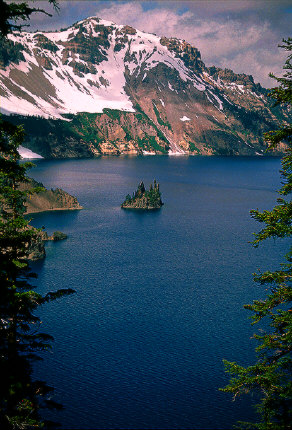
121, 180, 163, 210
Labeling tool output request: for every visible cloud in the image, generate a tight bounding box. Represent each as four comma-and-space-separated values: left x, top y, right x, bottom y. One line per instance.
192, 21, 270, 56
220, 47, 287, 87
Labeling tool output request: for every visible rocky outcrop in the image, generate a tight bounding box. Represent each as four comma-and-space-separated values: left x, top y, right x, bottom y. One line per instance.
160, 37, 205, 72
27, 229, 47, 261
27, 229, 68, 261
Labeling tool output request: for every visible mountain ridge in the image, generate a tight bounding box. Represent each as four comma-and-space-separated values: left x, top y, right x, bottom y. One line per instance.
0, 16, 289, 156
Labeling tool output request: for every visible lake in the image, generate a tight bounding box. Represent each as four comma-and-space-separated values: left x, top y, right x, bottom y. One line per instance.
29, 155, 283, 429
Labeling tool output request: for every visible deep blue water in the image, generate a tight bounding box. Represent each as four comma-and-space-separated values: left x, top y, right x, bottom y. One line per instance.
28, 156, 284, 429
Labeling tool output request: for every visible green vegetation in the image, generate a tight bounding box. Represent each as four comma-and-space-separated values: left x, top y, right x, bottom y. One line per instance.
103, 108, 123, 121
121, 180, 163, 210
0, 0, 59, 36
69, 113, 102, 147
121, 125, 132, 141
114, 42, 124, 52
135, 113, 147, 124
0, 2, 78, 428
137, 135, 167, 153
52, 231, 67, 241
0, 38, 25, 68
188, 141, 201, 154
152, 100, 172, 130
134, 102, 170, 150
4, 111, 171, 155
0, 116, 75, 429
221, 38, 292, 430
136, 102, 171, 140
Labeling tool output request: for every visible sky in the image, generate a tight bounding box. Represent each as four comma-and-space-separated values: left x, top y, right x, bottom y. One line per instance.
16, 0, 292, 88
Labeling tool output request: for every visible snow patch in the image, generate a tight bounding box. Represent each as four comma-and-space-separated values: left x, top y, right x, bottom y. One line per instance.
193, 80, 205, 91
3, 27, 136, 117
168, 150, 186, 156
208, 90, 223, 110
244, 140, 253, 148
18, 146, 43, 159
180, 116, 191, 122
44, 27, 79, 42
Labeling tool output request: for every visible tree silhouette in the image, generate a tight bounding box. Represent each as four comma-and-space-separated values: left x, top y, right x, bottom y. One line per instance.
221, 38, 292, 430
0, 2, 76, 428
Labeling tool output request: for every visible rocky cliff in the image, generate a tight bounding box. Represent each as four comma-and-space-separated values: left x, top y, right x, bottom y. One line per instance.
0, 17, 290, 156
27, 229, 68, 261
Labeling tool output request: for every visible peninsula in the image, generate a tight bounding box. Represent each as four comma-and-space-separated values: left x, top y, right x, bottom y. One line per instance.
121, 180, 163, 210
20, 179, 83, 260
21, 178, 83, 214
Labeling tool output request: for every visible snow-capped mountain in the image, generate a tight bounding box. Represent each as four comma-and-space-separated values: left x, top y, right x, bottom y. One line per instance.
0, 16, 288, 156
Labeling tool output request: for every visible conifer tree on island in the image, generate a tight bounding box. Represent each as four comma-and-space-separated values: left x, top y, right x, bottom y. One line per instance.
121, 180, 163, 210
221, 38, 292, 430
0, 1, 75, 428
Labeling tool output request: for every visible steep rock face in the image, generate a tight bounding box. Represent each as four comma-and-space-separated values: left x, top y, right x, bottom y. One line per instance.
27, 229, 68, 260
27, 229, 46, 260
160, 37, 205, 72
4, 110, 169, 157
0, 16, 289, 156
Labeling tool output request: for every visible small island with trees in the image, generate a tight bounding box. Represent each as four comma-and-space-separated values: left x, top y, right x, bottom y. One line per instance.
121, 180, 164, 210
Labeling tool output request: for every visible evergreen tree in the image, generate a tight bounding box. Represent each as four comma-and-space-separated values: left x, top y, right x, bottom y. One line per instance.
121, 180, 163, 209
0, 2, 76, 428
137, 181, 145, 195
0, 0, 59, 36
0, 117, 74, 429
221, 38, 292, 430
